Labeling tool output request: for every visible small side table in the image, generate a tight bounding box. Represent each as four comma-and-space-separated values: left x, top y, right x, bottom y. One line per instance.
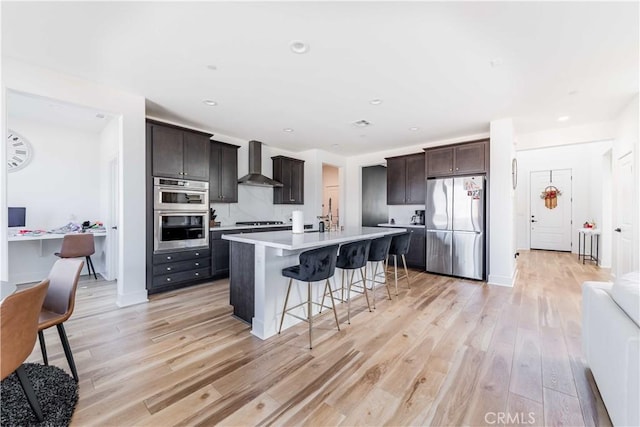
577, 228, 601, 265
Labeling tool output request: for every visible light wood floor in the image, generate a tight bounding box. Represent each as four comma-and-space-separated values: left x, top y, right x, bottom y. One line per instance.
26, 250, 613, 426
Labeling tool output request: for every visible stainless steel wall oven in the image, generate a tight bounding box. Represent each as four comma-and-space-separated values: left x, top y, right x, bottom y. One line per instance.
153, 178, 209, 252
153, 177, 209, 211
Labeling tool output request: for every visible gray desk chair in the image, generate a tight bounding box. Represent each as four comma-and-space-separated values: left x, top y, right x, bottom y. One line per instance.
55, 233, 97, 279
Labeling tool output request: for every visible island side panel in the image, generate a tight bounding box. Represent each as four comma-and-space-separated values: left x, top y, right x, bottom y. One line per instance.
253, 245, 309, 340
229, 241, 255, 323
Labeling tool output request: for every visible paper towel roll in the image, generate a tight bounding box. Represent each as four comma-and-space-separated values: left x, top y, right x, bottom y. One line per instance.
292, 210, 304, 234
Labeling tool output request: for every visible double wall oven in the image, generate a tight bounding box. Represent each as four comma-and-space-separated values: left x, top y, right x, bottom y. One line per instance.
153, 178, 209, 252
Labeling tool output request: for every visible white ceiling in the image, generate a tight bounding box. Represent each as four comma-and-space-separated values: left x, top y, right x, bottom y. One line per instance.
2, 2, 637, 155
7, 91, 114, 134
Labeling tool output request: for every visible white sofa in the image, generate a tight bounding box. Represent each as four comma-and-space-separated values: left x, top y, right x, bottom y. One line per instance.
583, 271, 640, 426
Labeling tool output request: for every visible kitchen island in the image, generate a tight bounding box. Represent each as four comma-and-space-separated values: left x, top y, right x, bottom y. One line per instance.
223, 226, 405, 339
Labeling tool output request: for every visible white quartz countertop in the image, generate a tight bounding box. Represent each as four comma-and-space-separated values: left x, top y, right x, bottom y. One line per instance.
222, 226, 406, 251
378, 223, 425, 228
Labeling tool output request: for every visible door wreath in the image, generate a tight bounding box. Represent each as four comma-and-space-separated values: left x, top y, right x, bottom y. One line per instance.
540, 185, 562, 209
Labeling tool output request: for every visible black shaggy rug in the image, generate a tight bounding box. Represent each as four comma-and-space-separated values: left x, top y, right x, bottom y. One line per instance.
1, 363, 78, 427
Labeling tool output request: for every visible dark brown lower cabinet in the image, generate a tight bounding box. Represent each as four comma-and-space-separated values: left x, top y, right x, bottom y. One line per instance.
148, 248, 211, 294
404, 228, 426, 269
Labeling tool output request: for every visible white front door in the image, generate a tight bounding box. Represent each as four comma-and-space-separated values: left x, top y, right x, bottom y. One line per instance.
614, 152, 634, 276
530, 169, 572, 251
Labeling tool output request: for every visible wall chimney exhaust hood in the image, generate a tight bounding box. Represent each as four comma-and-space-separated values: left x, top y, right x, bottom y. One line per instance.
237, 140, 283, 187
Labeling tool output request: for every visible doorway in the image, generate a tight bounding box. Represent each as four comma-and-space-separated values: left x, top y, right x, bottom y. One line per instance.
322, 164, 340, 229
530, 169, 573, 251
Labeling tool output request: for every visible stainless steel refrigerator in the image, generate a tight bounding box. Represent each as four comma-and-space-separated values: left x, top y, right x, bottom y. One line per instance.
426, 175, 485, 280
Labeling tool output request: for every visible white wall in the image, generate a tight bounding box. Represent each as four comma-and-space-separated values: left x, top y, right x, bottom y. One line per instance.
6, 118, 102, 230
515, 140, 613, 262
517, 121, 616, 151
2, 58, 147, 307
489, 119, 516, 287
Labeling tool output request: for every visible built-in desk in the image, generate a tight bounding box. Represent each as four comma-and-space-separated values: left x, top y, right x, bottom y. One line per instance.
8, 232, 106, 284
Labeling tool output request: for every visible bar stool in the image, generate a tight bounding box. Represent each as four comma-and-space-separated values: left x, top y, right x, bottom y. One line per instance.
55, 233, 98, 279
387, 232, 412, 295
279, 244, 340, 349
366, 235, 393, 308
334, 240, 372, 324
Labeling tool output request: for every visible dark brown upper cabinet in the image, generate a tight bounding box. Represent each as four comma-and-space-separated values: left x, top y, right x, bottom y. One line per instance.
210, 141, 239, 203
425, 139, 489, 177
385, 152, 425, 205
272, 156, 304, 204
149, 120, 211, 181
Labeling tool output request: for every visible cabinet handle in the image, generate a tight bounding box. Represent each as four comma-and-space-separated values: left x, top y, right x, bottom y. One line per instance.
456, 167, 459, 171
449, 168, 453, 172
166, 267, 172, 271
195, 272, 199, 276
195, 262, 200, 266
166, 278, 172, 282
166, 256, 172, 260
195, 252, 200, 256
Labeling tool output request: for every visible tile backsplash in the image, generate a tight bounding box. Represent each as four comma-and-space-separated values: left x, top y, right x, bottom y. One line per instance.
210, 185, 298, 226
387, 204, 426, 225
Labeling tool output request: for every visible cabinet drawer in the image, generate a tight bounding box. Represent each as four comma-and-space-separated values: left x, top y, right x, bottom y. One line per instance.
152, 267, 211, 287
153, 258, 211, 275
153, 248, 210, 264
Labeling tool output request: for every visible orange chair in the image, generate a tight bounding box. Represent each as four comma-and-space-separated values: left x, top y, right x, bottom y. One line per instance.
37, 258, 84, 382
1, 279, 50, 422
55, 233, 97, 279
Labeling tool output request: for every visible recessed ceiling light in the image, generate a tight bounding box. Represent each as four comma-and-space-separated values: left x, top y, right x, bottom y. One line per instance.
206, 65, 218, 71
283, 128, 294, 133
290, 40, 309, 54
95, 113, 105, 119
409, 127, 419, 131
568, 90, 578, 96
369, 99, 383, 105
557, 115, 570, 122
331, 144, 339, 148
203, 100, 218, 106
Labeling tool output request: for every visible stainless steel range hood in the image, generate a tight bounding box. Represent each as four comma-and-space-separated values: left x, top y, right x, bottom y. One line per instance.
237, 140, 283, 187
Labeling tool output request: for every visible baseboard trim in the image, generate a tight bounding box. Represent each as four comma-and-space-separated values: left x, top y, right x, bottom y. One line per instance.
488, 272, 515, 287
116, 290, 148, 307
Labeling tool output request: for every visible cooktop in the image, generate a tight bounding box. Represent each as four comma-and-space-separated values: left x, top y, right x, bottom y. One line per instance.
235, 221, 285, 226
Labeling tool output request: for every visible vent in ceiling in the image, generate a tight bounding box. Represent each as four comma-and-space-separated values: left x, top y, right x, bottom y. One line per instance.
352, 119, 372, 127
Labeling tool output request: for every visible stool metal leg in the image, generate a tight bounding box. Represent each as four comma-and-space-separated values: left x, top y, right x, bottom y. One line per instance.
402, 254, 410, 289
278, 279, 294, 334
308, 281, 313, 349
325, 279, 341, 331
394, 255, 399, 295
361, 267, 371, 312
347, 270, 354, 324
